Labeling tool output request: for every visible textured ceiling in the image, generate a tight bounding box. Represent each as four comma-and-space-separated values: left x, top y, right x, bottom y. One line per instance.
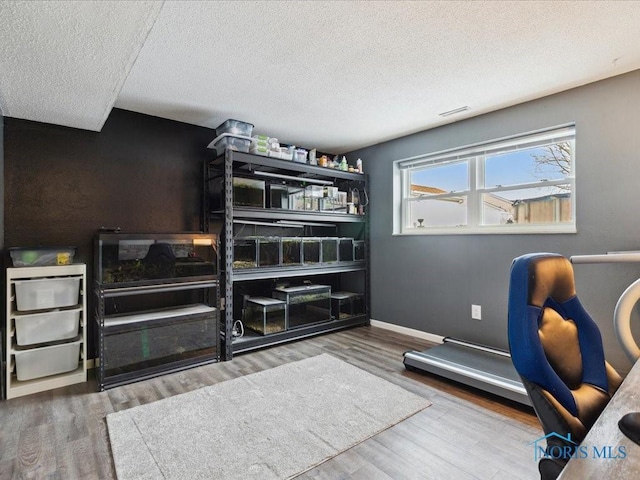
2, 1, 640, 152
0, 0, 161, 131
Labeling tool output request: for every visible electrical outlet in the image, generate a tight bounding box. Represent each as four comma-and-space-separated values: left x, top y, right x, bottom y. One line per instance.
471, 304, 482, 320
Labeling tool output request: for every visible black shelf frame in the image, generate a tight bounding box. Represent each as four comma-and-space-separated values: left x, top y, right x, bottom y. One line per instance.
231, 262, 365, 282
205, 149, 370, 360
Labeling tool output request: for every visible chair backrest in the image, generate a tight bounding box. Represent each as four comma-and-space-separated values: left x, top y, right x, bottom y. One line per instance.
508, 253, 621, 445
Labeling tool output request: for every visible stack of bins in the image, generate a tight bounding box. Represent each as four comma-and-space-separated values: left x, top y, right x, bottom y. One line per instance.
13, 275, 82, 381
214, 119, 253, 153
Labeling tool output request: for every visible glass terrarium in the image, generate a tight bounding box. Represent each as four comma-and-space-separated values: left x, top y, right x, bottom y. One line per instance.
331, 292, 365, 319
233, 238, 257, 269
289, 188, 306, 211
269, 184, 291, 209
302, 238, 321, 264
242, 297, 287, 335
233, 177, 265, 208
353, 240, 366, 261
102, 306, 218, 376
338, 238, 354, 262
281, 237, 303, 265
273, 284, 331, 328
321, 238, 338, 263
256, 237, 281, 267
94, 233, 217, 286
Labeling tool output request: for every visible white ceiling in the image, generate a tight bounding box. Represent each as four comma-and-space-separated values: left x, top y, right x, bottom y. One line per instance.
2, 1, 640, 153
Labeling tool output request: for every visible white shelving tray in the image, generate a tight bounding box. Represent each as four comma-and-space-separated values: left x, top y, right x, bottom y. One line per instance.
5, 264, 87, 400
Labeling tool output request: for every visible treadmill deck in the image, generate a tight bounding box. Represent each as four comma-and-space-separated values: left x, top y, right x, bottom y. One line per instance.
403, 340, 531, 406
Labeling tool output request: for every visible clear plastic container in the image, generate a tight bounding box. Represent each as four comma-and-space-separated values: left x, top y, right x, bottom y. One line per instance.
293, 148, 308, 163
215, 119, 254, 137
9, 247, 76, 267
217, 136, 251, 153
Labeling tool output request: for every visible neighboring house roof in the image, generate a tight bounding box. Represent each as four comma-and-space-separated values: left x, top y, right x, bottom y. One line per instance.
513, 192, 571, 204
411, 184, 447, 195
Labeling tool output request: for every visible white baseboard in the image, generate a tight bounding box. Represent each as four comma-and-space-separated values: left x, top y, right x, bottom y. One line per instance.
369, 319, 445, 344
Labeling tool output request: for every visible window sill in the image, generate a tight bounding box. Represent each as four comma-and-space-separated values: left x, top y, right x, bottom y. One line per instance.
394, 225, 577, 236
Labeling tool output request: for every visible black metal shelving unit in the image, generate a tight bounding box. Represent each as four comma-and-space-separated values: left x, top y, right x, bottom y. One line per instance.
204, 150, 370, 360
94, 233, 220, 391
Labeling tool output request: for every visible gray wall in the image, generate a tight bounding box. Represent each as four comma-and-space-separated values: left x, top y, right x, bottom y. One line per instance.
350, 69, 640, 375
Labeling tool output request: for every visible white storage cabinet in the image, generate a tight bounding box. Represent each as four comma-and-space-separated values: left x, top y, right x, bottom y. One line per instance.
5, 264, 87, 399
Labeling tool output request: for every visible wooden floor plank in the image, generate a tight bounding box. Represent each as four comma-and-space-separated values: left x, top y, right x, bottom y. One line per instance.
0, 325, 540, 479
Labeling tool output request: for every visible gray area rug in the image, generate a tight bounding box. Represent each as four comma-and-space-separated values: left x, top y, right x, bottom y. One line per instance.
107, 353, 431, 479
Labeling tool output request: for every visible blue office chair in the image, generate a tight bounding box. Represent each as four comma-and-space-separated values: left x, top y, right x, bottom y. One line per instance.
508, 253, 622, 480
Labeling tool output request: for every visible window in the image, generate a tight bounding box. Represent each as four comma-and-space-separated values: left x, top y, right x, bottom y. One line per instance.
394, 125, 576, 234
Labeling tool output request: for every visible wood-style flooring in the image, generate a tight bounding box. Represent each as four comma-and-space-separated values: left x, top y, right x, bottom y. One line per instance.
0, 326, 542, 479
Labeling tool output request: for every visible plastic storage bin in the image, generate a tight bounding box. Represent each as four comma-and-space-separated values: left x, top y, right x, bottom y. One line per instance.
215, 119, 254, 138
14, 339, 81, 381
243, 297, 287, 335
9, 247, 76, 267
14, 277, 81, 311
293, 148, 308, 163
15, 308, 81, 345
273, 284, 331, 328
216, 136, 251, 153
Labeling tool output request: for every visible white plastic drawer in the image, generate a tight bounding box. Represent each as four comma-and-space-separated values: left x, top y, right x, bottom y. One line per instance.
14, 277, 80, 311
14, 308, 81, 346
14, 339, 82, 381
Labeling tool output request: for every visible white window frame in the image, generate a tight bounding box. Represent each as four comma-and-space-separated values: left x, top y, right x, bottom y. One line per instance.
393, 125, 576, 235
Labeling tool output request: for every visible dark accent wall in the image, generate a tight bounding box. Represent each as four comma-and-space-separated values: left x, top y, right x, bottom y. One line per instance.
0, 111, 4, 250
4, 108, 215, 353
349, 69, 640, 374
